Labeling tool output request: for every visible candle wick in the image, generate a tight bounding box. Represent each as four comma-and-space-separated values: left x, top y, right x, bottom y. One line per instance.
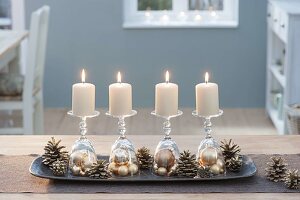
205, 80, 208, 84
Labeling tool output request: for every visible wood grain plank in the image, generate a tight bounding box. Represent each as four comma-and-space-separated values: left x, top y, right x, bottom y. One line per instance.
0, 135, 299, 155
0, 135, 299, 199
46, 108, 277, 135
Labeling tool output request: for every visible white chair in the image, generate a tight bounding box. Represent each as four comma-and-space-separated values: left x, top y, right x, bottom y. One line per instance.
0, 6, 50, 134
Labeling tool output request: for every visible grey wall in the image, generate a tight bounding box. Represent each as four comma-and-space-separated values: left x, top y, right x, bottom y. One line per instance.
25, 0, 267, 108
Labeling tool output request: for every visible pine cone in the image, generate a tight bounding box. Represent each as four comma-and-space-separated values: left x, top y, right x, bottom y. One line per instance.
220, 139, 241, 162
265, 156, 288, 182
284, 169, 300, 189
42, 137, 69, 167
86, 160, 112, 179
197, 166, 213, 178
176, 150, 198, 178
51, 160, 68, 176
226, 155, 243, 172
136, 147, 153, 169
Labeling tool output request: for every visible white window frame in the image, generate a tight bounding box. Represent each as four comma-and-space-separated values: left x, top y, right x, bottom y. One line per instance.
123, 0, 239, 29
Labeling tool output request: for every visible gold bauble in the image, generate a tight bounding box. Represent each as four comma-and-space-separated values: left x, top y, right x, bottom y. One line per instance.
168, 164, 178, 176
170, 164, 177, 172
210, 164, 221, 175
108, 162, 117, 171
155, 149, 175, 169
108, 162, 115, 170
219, 167, 225, 174
71, 165, 81, 175
216, 158, 225, 169
200, 147, 218, 166
118, 165, 129, 176
83, 161, 93, 170
157, 167, 167, 176
108, 162, 120, 175
128, 164, 139, 175
70, 152, 84, 167
79, 170, 86, 176
70, 151, 96, 171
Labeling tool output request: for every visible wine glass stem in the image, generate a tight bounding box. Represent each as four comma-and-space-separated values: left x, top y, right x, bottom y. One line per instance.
118, 117, 126, 138
79, 116, 87, 139
204, 117, 212, 139
163, 119, 171, 139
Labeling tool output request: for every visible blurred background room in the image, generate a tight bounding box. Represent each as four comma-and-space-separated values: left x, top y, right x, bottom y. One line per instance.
0, 0, 299, 136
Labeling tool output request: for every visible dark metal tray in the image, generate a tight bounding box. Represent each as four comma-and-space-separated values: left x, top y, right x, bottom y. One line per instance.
29, 155, 256, 182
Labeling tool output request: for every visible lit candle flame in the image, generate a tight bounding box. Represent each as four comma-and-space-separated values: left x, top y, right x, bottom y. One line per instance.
117, 71, 121, 83
81, 69, 86, 83
205, 72, 209, 84
165, 70, 169, 83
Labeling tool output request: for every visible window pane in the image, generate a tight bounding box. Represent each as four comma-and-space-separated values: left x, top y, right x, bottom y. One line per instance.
189, 0, 223, 11
138, 0, 172, 11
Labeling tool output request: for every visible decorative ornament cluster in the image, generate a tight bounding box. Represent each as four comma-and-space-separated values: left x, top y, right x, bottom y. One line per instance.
66, 70, 223, 178
198, 146, 225, 176
153, 148, 178, 176
175, 138, 244, 179
265, 156, 300, 190
41, 137, 246, 179
42, 137, 111, 179
108, 146, 139, 177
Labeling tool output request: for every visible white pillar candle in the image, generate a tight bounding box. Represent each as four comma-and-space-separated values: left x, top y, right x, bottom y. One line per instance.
195, 72, 219, 116
155, 71, 178, 116
109, 72, 132, 116
72, 69, 95, 116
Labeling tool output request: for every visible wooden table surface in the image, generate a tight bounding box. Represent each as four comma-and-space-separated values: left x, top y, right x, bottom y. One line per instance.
0, 135, 299, 200
0, 30, 28, 72
0, 30, 27, 56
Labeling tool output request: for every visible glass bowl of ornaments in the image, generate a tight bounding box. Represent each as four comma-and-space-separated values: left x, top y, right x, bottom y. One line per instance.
153, 138, 180, 176
69, 137, 97, 176
108, 137, 139, 177
197, 138, 226, 176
